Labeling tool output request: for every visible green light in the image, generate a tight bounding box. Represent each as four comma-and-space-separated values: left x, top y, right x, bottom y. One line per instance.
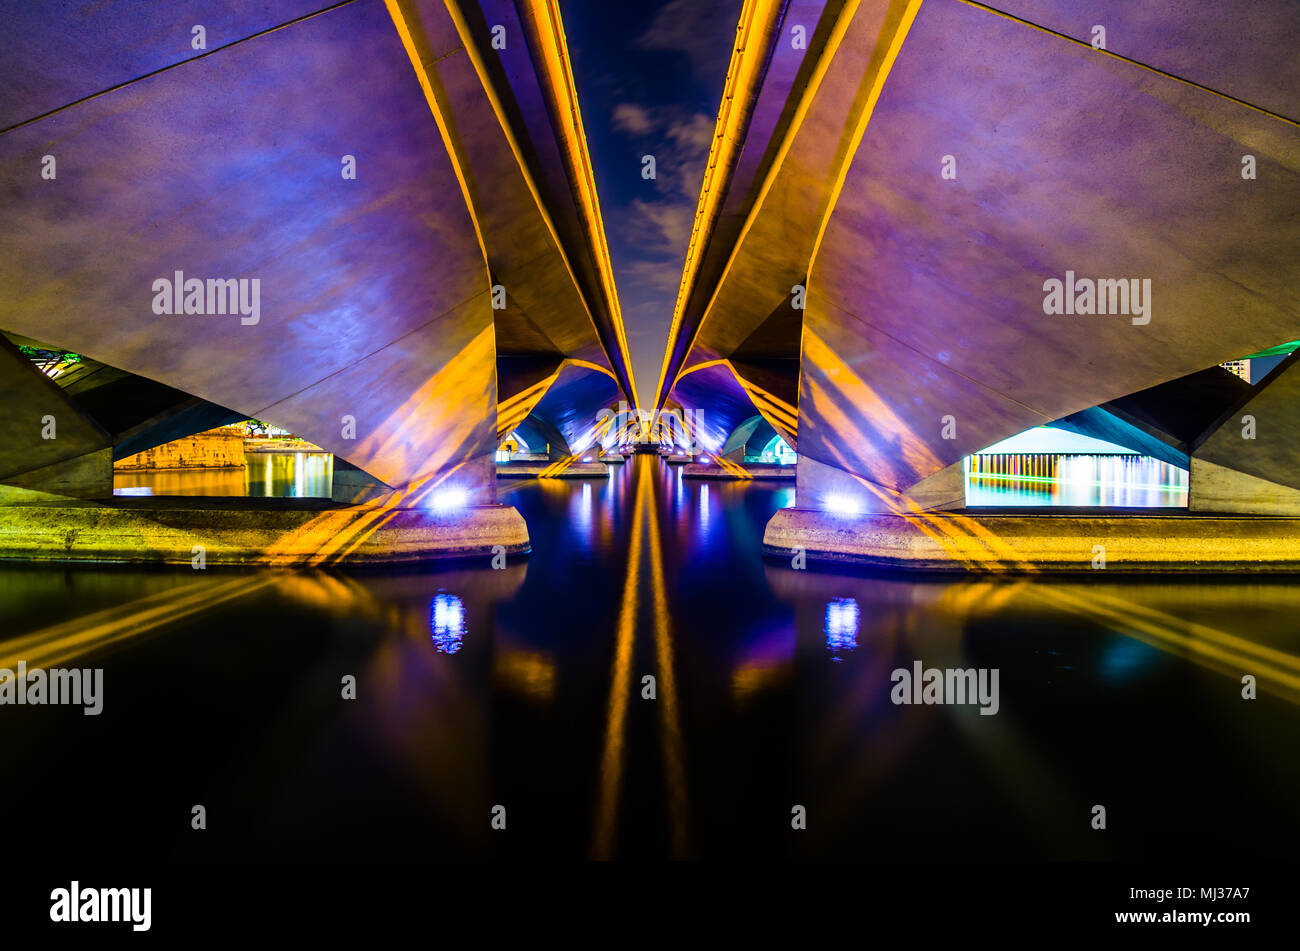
1241, 340, 1300, 359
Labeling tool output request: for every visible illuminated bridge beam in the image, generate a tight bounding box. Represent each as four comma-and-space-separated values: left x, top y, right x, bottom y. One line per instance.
389, 0, 638, 417
654, 0, 838, 447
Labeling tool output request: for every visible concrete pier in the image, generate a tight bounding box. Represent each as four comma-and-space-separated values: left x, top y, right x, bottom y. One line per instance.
0, 497, 529, 567
496, 462, 609, 479
764, 507, 1300, 573
682, 463, 795, 481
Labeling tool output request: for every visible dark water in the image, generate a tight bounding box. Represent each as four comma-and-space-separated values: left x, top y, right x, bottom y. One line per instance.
2, 456, 1298, 859
113, 451, 333, 497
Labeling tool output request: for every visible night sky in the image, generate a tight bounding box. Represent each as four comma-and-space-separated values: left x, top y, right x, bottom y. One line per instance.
561, 0, 742, 407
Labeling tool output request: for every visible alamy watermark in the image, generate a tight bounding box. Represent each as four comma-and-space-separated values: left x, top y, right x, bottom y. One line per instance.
152, 270, 261, 325
1042, 270, 1150, 325
597, 400, 705, 450
50, 881, 150, 931
0, 661, 103, 715
891, 661, 999, 715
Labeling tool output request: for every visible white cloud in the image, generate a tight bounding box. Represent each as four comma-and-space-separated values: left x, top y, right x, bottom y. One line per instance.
611, 102, 656, 137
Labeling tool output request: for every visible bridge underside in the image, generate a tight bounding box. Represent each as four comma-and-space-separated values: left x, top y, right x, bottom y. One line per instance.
654, 0, 1300, 566
795, 0, 1300, 514
0, 0, 635, 561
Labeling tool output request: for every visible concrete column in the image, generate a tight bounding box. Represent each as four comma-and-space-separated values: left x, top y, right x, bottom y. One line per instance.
1190, 352, 1300, 514
0, 337, 113, 502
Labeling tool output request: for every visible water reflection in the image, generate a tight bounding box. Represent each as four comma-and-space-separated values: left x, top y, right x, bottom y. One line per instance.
113, 451, 333, 497
6, 456, 1300, 860
430, 592, 466, 654
824, 598, 859, 660
965, 453, 1188, 507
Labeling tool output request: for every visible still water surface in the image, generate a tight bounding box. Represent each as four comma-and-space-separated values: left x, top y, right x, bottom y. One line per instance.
4, 456, 1298, 858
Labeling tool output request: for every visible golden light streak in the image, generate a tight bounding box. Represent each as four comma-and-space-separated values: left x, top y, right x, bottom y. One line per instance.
591, 461, 648, 858
658, 0, 925, 427
523, 0, 639, 404
654, 0, 784, 408
259, 459, 478, 568
0, 575, 280, 671
535, 414, 613, 478
814, 450, 1300, 700
424, 0, 637, 407
1036, 586, 1300, 701
803, 326, 944, 486
714, 453, 752, 480
252, 320, 500, 568
351, 323, 496, 484
643, 462, 691, 856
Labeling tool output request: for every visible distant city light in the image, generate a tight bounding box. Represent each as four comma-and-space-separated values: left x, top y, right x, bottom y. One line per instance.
431, 593, 465, 653
826, 494, 862, 515
824, 598, 859, 658
431, 488, 468, 511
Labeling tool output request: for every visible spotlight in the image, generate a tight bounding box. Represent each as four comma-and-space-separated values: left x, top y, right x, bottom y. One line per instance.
431, 488, 468, 511
826, 494, 862, 515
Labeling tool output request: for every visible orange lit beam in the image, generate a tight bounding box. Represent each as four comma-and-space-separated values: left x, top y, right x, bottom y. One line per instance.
653, 0, 785, 411
429, 0, 638, 408
591, 458, 648, 857
518, 0, 639, 407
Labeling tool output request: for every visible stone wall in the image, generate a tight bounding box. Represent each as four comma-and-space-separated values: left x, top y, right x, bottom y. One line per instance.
114, 428, 246, 471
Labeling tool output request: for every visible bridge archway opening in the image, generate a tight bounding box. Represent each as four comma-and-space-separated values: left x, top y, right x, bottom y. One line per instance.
496, 429, 531, 461
760, 434, 796, 465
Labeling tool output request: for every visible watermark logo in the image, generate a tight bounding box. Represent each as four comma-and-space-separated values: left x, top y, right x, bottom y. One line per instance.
50, 882, 150, 931
0, 661, 102, 715
152, 271, 261, 325
596, 400, 705, 451
1042, 270, 1150, 325
890, 661, 999, 715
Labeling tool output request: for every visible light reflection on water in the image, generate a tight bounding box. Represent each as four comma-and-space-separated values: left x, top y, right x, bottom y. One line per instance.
9, 455, 1300, 861
113, 452, 333, 497
430, 592, 466, 654
824, 598, 859, 660
965, 453, 1188, 507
